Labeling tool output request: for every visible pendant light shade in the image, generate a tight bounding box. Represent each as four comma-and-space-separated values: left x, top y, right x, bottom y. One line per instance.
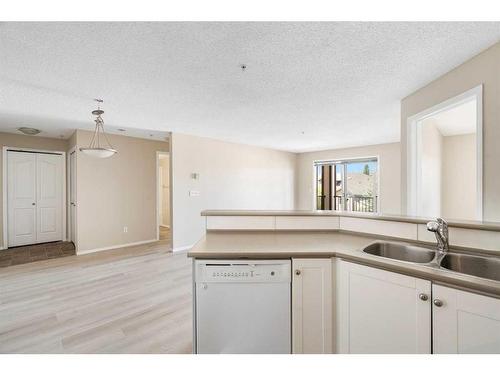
80, 148, 117, 158
79, 100, 117, 158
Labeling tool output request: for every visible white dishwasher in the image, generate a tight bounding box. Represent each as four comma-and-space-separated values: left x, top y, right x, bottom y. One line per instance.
194, 259, 291, 354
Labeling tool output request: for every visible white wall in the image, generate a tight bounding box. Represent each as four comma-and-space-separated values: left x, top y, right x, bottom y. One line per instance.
296, 142, 401, 214
171, 133, 297, 250
442, 133, 476, 220
418, 119, 443, 217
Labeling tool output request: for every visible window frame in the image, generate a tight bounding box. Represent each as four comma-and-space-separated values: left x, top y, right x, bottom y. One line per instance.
313, 156, 380, 214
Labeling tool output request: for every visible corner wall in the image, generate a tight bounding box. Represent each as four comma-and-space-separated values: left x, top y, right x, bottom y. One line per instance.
171, 133, 297, 250
74, 130, 169, 253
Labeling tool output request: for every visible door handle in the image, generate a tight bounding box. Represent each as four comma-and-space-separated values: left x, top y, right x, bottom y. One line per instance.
32, 203, 36, 206
418, 293, 429, 301
433, 299, 444, 307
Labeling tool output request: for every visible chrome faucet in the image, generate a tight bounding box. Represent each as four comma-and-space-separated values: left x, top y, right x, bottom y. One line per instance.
427, 218, 449, 257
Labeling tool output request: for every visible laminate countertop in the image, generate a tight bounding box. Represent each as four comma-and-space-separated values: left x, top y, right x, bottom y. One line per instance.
188, 231, 500, 297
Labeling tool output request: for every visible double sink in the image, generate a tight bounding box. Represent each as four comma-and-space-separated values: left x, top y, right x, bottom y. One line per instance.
363, 241, 500, 282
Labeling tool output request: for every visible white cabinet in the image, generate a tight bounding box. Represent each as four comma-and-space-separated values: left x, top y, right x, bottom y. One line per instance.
336, 260, 431, 353
432, 284, 500, 353
292, 258, 333, 354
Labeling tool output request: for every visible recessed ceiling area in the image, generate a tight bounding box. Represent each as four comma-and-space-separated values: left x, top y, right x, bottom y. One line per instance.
0, 22, 499, 152
421, 99, 477, 137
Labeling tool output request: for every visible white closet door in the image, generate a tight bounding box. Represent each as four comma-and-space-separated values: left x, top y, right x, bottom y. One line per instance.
36, 153, 63, 243
69, 150, 77, 244
7, 152, 37, 247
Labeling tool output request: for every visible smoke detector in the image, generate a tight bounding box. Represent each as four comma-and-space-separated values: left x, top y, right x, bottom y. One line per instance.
18, 127, 41, 135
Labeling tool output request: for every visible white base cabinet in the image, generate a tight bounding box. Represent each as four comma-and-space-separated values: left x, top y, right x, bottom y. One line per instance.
336, 260, 431, 353
432, 284, 500, 353
292, 258, 333, 354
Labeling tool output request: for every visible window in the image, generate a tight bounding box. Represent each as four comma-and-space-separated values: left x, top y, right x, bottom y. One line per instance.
315, 158, 378, 213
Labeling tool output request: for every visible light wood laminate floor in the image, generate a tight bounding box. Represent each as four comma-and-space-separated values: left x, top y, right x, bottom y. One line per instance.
0, 241, 192, 354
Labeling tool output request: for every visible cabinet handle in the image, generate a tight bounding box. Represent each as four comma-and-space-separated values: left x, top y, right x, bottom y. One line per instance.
32, 202, 36, 206
418, 293, 428, 301
433, 298, 444, 307
295, 269, 301, 276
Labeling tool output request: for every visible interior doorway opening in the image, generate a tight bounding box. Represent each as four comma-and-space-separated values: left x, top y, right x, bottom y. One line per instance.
406, 85, 483, 221
157, 152, 171, 244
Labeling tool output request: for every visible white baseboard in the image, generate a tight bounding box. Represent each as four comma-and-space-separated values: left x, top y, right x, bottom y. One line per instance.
173, 244, 194, 253
77, 239, 157, 255
0, 246, 5, 251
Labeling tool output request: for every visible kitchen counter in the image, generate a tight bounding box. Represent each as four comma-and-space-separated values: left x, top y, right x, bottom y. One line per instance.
188, 231, 500, 297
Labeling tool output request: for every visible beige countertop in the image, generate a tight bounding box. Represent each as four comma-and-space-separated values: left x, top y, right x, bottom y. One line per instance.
201, 210, 500, 232
188, 231, 500, 297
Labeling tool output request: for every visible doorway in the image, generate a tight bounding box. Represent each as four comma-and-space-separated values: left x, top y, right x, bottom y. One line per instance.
406, 85, 483, 220
157, 152, 170, 243
3, 147, 66, 249
68, 148, 77, 246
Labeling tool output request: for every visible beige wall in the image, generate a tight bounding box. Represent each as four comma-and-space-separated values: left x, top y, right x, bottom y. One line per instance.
296, 142, 401, 215
74, 130, 169, 253
171, 133, 296, 250
442, 133, 476, 220
0, 132, 69, 248
401, 42, 500, 221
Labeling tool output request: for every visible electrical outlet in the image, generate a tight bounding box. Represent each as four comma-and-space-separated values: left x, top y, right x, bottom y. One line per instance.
123, 226, 128, 233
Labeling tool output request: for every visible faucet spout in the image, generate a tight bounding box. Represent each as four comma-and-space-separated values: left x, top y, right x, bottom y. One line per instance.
426, 218, 449, 256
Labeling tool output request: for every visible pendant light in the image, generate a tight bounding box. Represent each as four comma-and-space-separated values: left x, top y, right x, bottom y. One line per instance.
79, 99, 117, 158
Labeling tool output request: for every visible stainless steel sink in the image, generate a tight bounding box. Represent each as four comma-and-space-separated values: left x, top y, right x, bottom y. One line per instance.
363, 241, 436, 263
439, 253, 500, 282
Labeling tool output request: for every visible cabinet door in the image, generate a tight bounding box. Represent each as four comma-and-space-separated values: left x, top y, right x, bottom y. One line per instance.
336, 260, 431, 353
433, 284, 500, 353
292, 258, 333, 354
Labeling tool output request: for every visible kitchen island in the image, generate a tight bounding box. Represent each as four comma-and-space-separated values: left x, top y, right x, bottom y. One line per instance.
189, 210, 500, 354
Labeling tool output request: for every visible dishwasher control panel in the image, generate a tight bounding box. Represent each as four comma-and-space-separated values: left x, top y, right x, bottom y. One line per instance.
195, 260, 291, 283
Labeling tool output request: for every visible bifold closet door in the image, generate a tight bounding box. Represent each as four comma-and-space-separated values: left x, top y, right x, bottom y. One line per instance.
36, 153, 63, 243
7, 152, 37, 247
7, 151, 63, 247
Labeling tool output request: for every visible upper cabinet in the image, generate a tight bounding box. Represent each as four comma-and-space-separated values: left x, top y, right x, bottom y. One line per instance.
336, 260, 431, 353
432, 284, 500, 354
292, 258, 333, 354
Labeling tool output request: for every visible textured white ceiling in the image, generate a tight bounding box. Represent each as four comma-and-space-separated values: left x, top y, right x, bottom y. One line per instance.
0, 22, 499, 152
